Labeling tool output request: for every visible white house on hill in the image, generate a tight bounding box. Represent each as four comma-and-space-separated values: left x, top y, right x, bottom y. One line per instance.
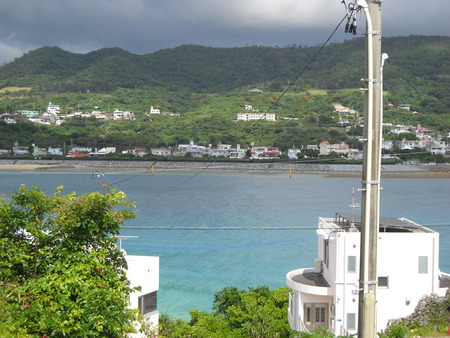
47, 102, 61, 114
286, 213, 450, 336
250, 145, 282, 159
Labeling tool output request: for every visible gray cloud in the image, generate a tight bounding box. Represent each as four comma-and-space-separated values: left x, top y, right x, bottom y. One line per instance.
0, 0, 449, 65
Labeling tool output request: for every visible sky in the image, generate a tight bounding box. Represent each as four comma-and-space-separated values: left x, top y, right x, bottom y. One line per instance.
1, 0, 449, 65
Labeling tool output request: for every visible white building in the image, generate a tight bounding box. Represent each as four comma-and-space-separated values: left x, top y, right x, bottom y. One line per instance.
228, 144, 246, 159
149, 106, 161, 115
32, 144, 47, 157
121, 148, 148, 157
318, 142, 361, 159
207, 143, 232, 157
381, 140, 394, 151
151, 147, 172, 157
70, 146, 92, 154
250, 145, 282, 159
47, 147, 63, 156
13, 142, 29, 155
47, 102, 61, 114
426, 140, 447, 155
176, 141, 206, 157
125, 254, 159, 336
286, 213, 450, 336
237, 112, 276, 122
288, 148, 301, 159
88, 147, 116, 156
113, 110, 135, 120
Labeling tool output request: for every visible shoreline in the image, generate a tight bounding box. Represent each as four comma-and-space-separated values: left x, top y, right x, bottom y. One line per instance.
1, 159, 449, 178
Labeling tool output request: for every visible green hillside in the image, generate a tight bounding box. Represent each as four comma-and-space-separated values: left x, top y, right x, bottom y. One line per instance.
1, 35, 448, 95
0, 35, 448, 155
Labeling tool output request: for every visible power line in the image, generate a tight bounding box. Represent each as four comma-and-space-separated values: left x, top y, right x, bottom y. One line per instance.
122, 226, 319, 231
249, 13, 349, 127
122, 224, 450, 231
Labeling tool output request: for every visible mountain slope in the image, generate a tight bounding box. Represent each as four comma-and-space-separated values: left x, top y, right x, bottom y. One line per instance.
0, 35, 448, 94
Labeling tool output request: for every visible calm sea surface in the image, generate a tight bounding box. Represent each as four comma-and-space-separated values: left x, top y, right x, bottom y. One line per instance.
1, 169, 449, 319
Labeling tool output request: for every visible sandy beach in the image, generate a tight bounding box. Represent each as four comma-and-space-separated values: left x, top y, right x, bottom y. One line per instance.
1, 159, 449, 178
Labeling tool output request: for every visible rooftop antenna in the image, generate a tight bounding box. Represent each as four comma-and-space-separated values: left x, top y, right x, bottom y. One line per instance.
117, 236, 139, 250
349, 188, 360, 228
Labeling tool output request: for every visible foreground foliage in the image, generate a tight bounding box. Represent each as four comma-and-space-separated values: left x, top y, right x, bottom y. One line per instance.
0, 185, 138, 337
159, 286, 296, 337
158, 286, 450, 337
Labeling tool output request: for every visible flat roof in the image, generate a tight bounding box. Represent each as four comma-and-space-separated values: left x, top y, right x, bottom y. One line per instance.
291, 268, 330, 288
334, 212, 434, 233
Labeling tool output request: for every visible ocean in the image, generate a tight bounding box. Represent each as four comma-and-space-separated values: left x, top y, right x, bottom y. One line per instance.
1, 169, 449, 320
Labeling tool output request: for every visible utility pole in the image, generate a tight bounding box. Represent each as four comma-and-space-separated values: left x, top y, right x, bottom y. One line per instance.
358, 1, 382, 337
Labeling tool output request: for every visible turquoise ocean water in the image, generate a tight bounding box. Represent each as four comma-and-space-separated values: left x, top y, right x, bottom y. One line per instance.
1, 169, 449, 319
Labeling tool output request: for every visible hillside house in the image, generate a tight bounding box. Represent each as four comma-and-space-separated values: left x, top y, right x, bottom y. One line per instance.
426, 140, 447, 155
175, 141, 206, 157
207, 143, 232, 157
250, 145, 281, 159
149, 106, 161, 115
113, 110, 135, 120
398, 104, 411, 111
319, 141, 355, 157
88, 147, 116, 156
47, 147, 63, 156
32, 144, 47, 157
121, 148, 148, 157
3, 117, 16, 124
334, 104, 358, 116
286, 213, 450, 336
381, 140, 394, 151
21, 110, 40, 117
237, 112, 276, 122
47, 102, 61, 114
288, 148, 301, 159
13, 142, 29, 155
66, 152, 88, 158
228, 144, 246, 159
151, 147, 172, 157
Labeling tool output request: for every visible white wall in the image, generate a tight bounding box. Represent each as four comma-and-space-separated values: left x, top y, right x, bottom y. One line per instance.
125, 255, 159, 333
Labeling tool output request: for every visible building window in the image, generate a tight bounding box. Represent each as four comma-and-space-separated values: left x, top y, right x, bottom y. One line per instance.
418, 256, 428, 274
304, 303, 328, 331
315, 306, 326, 323
138, 291, 157, 315
347, 313, 356, 331
324, 239, 329, 268
347, 256, 357, 273
378, 276, 389, 288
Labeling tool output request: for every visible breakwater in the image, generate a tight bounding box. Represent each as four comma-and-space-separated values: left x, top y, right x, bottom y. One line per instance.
2, 159, 448, 175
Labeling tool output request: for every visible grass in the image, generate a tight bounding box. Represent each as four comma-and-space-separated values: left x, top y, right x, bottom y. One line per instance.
0, 86, 32, 93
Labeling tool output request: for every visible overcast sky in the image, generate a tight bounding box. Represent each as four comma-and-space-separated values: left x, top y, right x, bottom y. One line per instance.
1, 0, 449, 65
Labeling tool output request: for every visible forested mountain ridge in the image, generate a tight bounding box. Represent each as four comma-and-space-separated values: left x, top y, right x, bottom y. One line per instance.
0, 35, 448, 95
0, 35, 448, 155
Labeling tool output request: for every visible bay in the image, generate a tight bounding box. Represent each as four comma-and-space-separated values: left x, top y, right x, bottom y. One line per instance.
1, 169, 449, 320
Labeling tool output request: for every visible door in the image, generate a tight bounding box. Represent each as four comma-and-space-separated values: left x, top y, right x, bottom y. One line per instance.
304, 303, 328, 331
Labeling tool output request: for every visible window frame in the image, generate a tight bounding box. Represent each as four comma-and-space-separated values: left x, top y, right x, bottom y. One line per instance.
138, 291, 157, 315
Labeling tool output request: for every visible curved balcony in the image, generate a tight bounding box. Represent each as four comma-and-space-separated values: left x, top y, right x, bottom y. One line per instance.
286, 268, 333, 296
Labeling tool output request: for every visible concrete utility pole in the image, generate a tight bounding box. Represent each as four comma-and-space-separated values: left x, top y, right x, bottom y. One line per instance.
358, 1, 382, 337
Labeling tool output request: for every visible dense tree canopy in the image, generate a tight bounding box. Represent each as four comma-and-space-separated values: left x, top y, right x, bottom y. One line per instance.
0, 185, 139, 337
158, 285, 296, 337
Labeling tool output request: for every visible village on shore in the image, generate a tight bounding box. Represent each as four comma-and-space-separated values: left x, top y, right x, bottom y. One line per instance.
2, 101, 449, 162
